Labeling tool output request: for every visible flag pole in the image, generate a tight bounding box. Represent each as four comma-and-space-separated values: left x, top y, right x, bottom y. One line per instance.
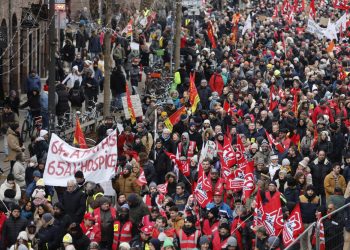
154, 108, 157, 160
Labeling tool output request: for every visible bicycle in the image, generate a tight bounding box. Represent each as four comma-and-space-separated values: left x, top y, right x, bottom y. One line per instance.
21, 110, 42, 141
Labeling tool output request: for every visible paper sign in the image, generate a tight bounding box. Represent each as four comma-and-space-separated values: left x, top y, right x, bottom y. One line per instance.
122, 94, 143, 119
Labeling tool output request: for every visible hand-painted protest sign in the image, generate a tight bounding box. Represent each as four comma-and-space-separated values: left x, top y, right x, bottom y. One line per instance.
43, 130, 117, 186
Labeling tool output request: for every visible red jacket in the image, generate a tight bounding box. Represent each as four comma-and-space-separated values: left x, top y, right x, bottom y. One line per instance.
202, 219, 219, 240
209, 73, 224, 95
212, 231, 230, 250
312, 106, 334, 124
0, 213, 6, 240
93, 207, 117, 241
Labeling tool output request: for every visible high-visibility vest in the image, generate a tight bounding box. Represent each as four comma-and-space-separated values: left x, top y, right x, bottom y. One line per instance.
112, 220, 133, 250
87, 192, 104, 213
179, 229, 200, 250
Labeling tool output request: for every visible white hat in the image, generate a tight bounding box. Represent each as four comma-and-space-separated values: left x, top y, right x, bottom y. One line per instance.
119, 242, 131, 250
17, 231, 28, 241
271, 155, 278, 160
40, 129, 48, 137
203, 119, 211, 124
72, 65, 79, 71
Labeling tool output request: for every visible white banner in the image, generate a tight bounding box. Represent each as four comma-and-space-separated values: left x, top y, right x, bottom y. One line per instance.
43, 131, 117, 187
307, 18, 325, 39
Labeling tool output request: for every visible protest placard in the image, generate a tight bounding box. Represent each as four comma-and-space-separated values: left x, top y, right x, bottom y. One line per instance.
43, 130, 117, 186
122, 94, 143, 119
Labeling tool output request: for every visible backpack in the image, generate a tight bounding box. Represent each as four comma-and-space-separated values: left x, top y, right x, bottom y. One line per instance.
70, 88, 84, 105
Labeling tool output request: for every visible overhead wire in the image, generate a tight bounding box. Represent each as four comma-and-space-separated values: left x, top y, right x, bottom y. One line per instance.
0, 15, 55, 76
0, 2, 45, 60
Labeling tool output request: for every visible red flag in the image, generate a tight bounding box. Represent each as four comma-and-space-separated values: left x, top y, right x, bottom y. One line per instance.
253, 190, 264, 228
235, 134, 247, 165
126, 84, 137, 124
207, 21, 217, 49
220, 136, 237, 170
225, 167, 245, 191
310, 0, 316, 19
198, 163, 212, 191
164, 151, 190, 177
301, 0, 305, 12
136, 169, 147, 186
194, 181, 212, 208
339, 66, 348, 80
262, 194, 284, 236
164, 106, 186, 132
157, 182, 168, 194
283, 203, 304, 246
242, 161, 255, 202
223, 100, 233, 116
73, 117, 88, 149
266, 131, 285, 153
287, 8, 295, 25
312, 128, 318, 150
269, 85, 279, 112
282, 0, 290, 14
272, 5, 279, 18
293, 91, 299, 116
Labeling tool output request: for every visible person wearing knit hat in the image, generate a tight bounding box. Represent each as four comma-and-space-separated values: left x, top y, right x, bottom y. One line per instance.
199, 235, 210, 248
162, 237, 175, 250
63, 233, 73, 247
150, 238, 161, 250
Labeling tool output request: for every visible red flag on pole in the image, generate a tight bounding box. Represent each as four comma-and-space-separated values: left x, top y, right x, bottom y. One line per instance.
136, 168, 147, 186
253, 189, 264, 228
242, 161, 255, 202
73, 117, 88, 149
293, 91, 299, 116
198, 163, 212, 191
262, 194, 284, 236
157, 182, 168, 194
164, 151, 190, 177
269, 85, 279, 112
219, 136, 237, 170
266, 131, 285, 153
207, 21, 217, 49
126, 84, 136, 124
310, 0, 316, 19
283, 203, 304, 246
272, 5, 279, 18
194, 181, 212, 208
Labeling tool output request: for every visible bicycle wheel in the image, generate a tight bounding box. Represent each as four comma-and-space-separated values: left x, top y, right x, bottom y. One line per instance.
21, 120, 30, 141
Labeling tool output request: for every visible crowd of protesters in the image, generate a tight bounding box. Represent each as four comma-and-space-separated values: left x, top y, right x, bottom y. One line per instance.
1, 0, 350, 250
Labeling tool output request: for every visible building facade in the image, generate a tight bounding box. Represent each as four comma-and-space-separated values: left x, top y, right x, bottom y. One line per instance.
0, 0, 49, 100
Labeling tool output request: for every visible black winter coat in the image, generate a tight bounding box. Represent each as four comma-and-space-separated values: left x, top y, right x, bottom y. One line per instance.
37, 222, 61, 250
62, 189, 86, 223
1, 216, 27, 248
198, 86, 211, 110
310, 159, 332, 196
33, 140, 49, 162
56, 84, 70, 116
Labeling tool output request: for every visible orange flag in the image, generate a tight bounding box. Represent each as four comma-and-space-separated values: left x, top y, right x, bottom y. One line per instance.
73, 118, 88, 149
189, 72, 200, 113
164, 106, 186, 132
326, 40, 335, 53
126, 84, 136, 124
